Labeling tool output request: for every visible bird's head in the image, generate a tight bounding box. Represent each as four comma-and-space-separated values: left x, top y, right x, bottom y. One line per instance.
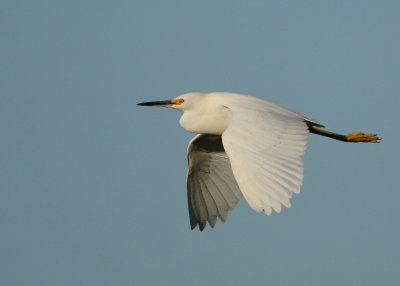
137, 92, 206, 111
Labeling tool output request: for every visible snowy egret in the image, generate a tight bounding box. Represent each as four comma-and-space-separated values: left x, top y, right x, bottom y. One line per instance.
138, 92, 380, 231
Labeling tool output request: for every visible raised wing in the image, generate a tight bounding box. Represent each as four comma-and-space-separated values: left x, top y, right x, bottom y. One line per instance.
187, 134, 242, 231
221, 101, 311, 215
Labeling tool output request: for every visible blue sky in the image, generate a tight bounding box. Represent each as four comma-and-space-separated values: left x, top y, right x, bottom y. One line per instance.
1, 1, 399, 285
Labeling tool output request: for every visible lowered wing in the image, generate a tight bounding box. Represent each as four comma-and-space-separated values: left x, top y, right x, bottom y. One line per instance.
187, 134, 242, 231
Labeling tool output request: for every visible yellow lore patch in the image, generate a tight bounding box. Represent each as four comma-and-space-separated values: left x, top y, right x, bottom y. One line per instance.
171, 98, 184, 105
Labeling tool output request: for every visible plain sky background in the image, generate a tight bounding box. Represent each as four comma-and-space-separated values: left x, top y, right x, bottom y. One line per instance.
1, 1, 399, 285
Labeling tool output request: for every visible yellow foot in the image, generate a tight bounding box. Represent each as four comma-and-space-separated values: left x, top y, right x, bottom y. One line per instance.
346, 132, 381, 143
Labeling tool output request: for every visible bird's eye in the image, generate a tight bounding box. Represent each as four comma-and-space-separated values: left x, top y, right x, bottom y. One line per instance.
171, 99, 184, 105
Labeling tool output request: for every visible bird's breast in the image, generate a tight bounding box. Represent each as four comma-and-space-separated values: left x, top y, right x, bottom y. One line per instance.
179, 107, 232, 135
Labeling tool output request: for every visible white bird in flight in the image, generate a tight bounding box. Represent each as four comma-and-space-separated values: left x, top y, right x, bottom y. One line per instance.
138, 92, 380, 231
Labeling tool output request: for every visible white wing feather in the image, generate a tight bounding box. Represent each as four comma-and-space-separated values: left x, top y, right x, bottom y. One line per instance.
221, 98, 310, 215
187, 134, 242, 230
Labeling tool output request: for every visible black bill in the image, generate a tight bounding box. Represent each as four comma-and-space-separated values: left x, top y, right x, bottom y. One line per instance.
137, 100, 174, 106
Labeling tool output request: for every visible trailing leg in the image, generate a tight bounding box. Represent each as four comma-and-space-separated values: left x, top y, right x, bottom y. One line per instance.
308, 126, 380, 143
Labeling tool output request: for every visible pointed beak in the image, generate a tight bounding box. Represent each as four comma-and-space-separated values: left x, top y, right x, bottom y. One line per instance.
137, 100, 175, 107
137, 99, 184, 107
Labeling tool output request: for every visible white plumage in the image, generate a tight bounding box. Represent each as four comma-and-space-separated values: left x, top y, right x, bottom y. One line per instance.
138, 92, 380, 231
